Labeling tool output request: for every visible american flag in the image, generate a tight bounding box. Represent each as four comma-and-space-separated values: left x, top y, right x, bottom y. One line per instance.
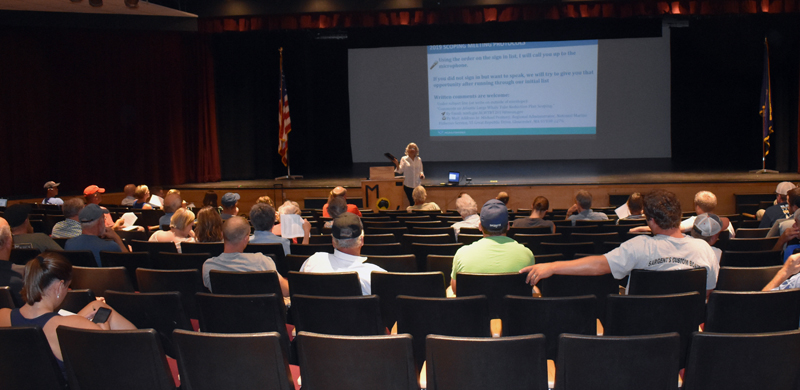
278, 53, 291, 167
760, 38, 772, 157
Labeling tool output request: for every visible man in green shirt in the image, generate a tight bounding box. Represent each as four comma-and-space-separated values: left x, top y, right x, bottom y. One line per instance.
450, 199, 534, 293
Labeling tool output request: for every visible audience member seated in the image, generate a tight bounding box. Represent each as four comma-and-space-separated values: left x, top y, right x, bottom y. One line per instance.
0, 252, 135, 378
159, 192, 182, 228
679, 191, 734, 237
194, 206, 224, 243
324, 197, 348, 228
524, 189, 719, 295
495, 191, 509, 205
764, 252, 800, 291
322, 186, 362, 218
42, 181, 63, 206
616, 192, 645, 224
5, 204, 62, 252
202, 216, 289, 295
300, 213, 386, 295
50, 198, 85, 239
65, 204, 128, 266
220, 192, 240, 220
632, 190, 734, 237
760, 181, 796, 228
272, 201, 311, 245
565, 190, 609, 226
0, 218, 24, 307
772, 209, 800, 254
257, 195, 274, 207
250, 203, 294, 255
148, 186, 164, 209
84, 185, 125, 230
120, 184, 136, 207
148, 208, 196, 252
202, 191, 218, 208
767, 188, 800, 238
131, 185, 154, 210
407, 185, 440, 212
691, 213, 724, 262
512, 196, 555, 233
451, 194, 480, 240
450, 199, 534, 293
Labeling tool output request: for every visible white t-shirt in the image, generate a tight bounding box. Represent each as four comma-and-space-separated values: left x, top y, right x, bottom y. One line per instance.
605, 234, 720, 290
300, 249, 386, 295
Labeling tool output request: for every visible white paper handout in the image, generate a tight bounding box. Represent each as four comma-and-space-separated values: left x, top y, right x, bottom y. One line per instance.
280, 214, 305, 239
615, 203, 630, 220
120, 212, 139, 231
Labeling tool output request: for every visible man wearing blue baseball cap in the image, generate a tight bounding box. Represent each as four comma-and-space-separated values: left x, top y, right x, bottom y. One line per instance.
220, 192, 240, 221
450, 199, 534, 294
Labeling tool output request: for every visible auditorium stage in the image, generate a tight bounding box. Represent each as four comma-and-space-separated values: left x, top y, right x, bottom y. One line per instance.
177, 159, 800, 188
167, 159, 800, 215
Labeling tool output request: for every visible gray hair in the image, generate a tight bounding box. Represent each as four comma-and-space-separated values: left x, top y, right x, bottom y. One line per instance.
250, 203, 276, 231
80, 217, 104, 231
164, 193, 182, 213
278, 201, 301, 215
332, 233, 363, 249
456, 194, 478, 219
222, 216, 251, 244
62, 197, 85, 219
576, 190, 593, 209
412, 186, 427, 203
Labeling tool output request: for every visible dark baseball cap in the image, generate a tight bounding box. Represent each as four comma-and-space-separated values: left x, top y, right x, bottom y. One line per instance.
4, 204, 31, 228
480, 199, 508, 231
221, 192, 240, 207
79, 204, 108, 223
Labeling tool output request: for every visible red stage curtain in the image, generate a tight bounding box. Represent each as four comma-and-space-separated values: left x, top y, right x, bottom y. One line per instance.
0, 28, 221, 198
198, 0, 800, 33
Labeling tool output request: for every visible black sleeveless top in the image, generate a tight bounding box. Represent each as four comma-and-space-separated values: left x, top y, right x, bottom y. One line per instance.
10, 309, 66, 375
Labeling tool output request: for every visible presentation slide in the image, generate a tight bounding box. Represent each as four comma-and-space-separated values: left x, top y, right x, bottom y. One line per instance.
427, 41, 598, 137
348, 28, 671, 163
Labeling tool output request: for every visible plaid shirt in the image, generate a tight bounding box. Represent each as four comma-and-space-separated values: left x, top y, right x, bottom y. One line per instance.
51, 218, 81, 239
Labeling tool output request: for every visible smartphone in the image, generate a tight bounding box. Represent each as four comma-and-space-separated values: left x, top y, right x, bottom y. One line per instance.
92, 307, 112, 324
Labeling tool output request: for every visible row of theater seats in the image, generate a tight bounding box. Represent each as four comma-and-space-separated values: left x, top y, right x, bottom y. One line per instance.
4, 290, 800, 390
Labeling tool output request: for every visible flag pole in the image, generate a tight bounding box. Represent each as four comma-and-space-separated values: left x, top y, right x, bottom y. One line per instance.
751, 37, 778, 174
276, 47, 303, 180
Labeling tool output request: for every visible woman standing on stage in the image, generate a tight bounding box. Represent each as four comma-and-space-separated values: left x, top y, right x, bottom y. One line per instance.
393, 142, 425, 206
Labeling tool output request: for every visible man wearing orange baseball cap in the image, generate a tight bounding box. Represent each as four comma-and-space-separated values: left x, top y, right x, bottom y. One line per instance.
84, 185, 125, 230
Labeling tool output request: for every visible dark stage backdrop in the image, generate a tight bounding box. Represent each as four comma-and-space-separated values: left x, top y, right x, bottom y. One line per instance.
0, 28, 220, 199
212, 15, 800, 179
212, 31, 353, 180
671, 15, 800, 172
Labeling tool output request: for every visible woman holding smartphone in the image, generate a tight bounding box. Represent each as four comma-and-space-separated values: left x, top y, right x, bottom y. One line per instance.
0, 251, 135, 377
393, 142, 425, 206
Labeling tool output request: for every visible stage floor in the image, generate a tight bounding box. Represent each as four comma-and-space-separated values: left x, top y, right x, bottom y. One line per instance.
176, 159, 800, 190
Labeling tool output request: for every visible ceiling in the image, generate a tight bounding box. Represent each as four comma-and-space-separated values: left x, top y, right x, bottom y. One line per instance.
0, 0, 195, 16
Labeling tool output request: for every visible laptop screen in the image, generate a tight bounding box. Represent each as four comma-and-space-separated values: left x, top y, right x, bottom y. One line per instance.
448, 172, 460, 183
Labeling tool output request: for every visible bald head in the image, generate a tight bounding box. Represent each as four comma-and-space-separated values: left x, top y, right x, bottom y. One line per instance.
163, 193, 182, 213
332, 186, 347, 198
123, 184, 136, 196
222, 216, 251, 245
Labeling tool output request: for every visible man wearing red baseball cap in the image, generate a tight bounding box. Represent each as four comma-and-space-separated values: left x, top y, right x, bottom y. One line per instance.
84, 185, 124, 230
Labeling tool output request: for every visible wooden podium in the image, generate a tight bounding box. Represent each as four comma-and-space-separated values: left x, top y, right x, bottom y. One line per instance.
361, 166, 405, 212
